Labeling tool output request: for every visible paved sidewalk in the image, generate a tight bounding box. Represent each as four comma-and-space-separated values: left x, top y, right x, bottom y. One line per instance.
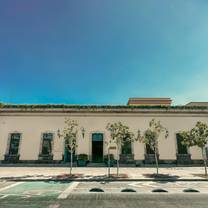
0, 167, 207, 181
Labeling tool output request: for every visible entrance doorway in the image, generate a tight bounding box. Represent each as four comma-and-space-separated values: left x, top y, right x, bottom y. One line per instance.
92, 133, 103, 163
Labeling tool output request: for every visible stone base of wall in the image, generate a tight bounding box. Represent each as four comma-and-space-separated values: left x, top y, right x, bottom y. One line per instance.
135, 160, 144, 167
176, 154, 192, 165
190, 160, 204, 165
1, 160, 62, 164
0, 159, 205, 166
4, 154, 20, 163
159, 160, 176, 165
144, 154, 159, 164
38, 154, 54, 162
120, 154, 134, 164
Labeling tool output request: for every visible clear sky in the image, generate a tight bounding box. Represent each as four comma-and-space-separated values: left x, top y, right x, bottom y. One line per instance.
0, 0, 208, 105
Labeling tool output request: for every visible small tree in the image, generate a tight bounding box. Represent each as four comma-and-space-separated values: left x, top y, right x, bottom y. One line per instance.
138, 119, 168, 175
180, 121, 208, 176
106, 122, 137, 176
104, 140, 113, 177
57, 118, 84, 175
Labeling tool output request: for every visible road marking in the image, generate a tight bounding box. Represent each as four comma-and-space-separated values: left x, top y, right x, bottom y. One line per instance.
0, 182, 25, 192
48, 204, 61, 208
129, 182, 157, 188
58, 182, 79, 199
22, 195, 31, 199
0, 195, 8, 199
144, 182, 158, 188
129, 182, 142, 188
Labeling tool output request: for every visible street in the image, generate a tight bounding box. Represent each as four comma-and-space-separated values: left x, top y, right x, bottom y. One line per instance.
0, 181, 208, 207
0, 193, 208, 208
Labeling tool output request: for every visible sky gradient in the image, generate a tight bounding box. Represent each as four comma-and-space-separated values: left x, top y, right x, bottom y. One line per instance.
0, 0, 208, 105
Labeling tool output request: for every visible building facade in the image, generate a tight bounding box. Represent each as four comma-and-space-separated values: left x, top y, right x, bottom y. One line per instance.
0, 98, 208, 165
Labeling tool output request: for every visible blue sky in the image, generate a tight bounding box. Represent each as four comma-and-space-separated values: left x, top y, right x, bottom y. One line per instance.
0, 0, 208, 105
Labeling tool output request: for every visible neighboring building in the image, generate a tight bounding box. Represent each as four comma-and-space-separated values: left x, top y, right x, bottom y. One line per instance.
127, 98, 172, 106
186, 102, 208, 107
0, 98, 208, 165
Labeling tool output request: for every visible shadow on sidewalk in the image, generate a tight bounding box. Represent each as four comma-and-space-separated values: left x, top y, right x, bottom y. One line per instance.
143, 173, 179, 182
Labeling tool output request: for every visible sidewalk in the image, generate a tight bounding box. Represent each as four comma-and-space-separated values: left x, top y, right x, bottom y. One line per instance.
0, 167, 208, 181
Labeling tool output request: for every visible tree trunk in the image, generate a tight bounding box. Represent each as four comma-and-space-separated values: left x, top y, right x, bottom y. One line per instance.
201, 147, 207, 176
154, 150, 159, 175
117, 146, 119, 177
70, 139, 73, 176
117, 158, 119, 177
70, 150, 73, 176
108, 147, 110, 177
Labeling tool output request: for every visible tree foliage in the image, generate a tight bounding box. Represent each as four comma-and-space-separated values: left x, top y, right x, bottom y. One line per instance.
138, 119, 168, 152
180, 122, 208, 148
106, 122, 137, 147
179, 121, 208, 176
62, 118, 79, 152
106, 122, 137, 176
58, 118, 81, 175
138, 119, 168, 175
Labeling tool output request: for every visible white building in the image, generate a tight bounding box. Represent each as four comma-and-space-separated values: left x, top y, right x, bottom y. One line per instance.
0, 98, 208, 166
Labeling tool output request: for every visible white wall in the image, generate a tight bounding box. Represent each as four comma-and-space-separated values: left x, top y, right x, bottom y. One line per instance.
0, 112, 207, 161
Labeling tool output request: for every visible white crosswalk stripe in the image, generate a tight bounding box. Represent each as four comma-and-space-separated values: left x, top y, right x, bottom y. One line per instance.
0, 195, 8, 199
58, 182, 79, 199
0, 182, 25, 192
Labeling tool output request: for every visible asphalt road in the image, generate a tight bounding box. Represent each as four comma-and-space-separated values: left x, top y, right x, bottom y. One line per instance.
63, 194, 208, 208
0, 193, 208, 208
1, 181, 208, 207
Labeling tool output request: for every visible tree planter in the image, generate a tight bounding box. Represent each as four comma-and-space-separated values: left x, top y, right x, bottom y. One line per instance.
104, 160, 114, 167
179, 122, 208, 176
176, 154, 191, 165
104, 154, 115, 167
77, 154, 88, 167
77, 159, 87, 167
145, 154, 159, 164
120, 154, 134, 164
38, 154, 53, 163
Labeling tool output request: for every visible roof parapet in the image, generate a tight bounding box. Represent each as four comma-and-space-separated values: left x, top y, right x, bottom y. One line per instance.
127, 98, 172, 106
186, 102, 208, 107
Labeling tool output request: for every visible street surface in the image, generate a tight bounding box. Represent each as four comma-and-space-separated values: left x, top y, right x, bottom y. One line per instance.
0, 181, 208, 207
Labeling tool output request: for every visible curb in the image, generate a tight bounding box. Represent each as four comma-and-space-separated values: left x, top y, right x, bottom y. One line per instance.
1, 178, 208, 182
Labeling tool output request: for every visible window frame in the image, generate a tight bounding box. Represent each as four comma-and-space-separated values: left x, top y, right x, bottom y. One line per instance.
6, 132, 22, 156
121, 139, 132, 155
176, 133, 189, 155
145, 143, 155, 154
39, 132, 54, 156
